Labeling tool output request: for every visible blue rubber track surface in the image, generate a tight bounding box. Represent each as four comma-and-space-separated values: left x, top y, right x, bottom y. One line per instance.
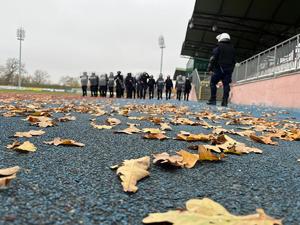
0, 98, 299, 225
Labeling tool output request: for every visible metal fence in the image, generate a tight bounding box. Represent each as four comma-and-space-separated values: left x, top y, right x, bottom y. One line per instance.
233, 34, 300, 83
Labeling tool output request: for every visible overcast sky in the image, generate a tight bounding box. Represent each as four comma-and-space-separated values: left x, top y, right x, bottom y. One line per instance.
0, 0, 195, 82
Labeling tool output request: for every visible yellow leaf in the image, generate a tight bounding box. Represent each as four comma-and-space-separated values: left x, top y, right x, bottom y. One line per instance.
160, 123, 172, 131
176, 132, 211, 142
106, 118, 121, 126
15, 141, 37, 152
143, 133, 168, 140
142, 128, 165, 134
250, 134, 278, 145
91, 122, 113, 130
115, 123, 141, 134
143, 198, 282, 225
176, 150, 199, 169
14, 130, 45, 138
116, 156, 150, 193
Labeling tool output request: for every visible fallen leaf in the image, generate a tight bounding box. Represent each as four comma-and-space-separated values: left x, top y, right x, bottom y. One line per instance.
160, 123, 172, 131
7, 141, 36, 152
176, 132, 211, 142
144, 133, 168, 140
250, 134, 278, 145
115, 123, 141, 134
91, 122, 113, 130
153, 152, 184, 167
58, 115, 76, 122
176, 150, 199, 169
142, 128, 165, 134
143, 198, 282, 225
14, 130, 45, 138
0, 166, 20, 188
44, 138, 84, 147
198, 145, 224, 161
106, 118, 121, 126
115, 156, 150, 193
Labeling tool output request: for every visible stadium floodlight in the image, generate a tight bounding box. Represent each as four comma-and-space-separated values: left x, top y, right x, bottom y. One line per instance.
158, 35, 166, 75
16, 27, 25, 88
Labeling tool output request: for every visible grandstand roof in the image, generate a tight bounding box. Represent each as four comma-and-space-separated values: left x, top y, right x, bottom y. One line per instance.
181, 0, 300, 61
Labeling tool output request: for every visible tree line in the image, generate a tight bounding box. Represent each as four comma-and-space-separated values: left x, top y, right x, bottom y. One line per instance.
0, 58, 80, 88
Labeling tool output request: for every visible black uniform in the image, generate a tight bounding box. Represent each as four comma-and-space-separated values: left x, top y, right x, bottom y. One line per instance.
89, 74, 98, 97
184, 78, 192, 101
125, 74, 134, 99
156, 77, 164, 100
147, 77, 156, 99
139, 73, 149, 99
176, 78, 185, 101
80, 74, 88, 97
108, 74, 115, 98
115, 73, 124, 98
165, 78, 173, 100
207, 41, 235, 106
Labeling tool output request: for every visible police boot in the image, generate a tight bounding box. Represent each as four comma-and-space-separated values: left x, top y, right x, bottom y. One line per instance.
221, 99, 228, 107
207, 99, 216, 105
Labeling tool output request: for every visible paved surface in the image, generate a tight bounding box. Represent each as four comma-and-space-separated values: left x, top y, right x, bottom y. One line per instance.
0, 97, 300, 225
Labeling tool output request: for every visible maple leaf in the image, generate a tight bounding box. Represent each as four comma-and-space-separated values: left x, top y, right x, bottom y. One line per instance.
14, 130, 45, 138
153, 152, 184, 168
143, 198, 282, 225
250, 134, 278, 145
44, 138, 84, 147
0, 166, 20, 188
113, 156, 150, 193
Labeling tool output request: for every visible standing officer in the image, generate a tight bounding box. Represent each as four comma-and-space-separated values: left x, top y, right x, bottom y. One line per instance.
80, 72, 88, 97
108, 72, 115, 98
99, 74, 108, 97
184, 77, 192, 101
207, 33, 235, 107
89, 72, 98, 97
165, 75, 173, 100
115, 71, 124, 98
139, 72, 149, 99
175, 75, 185, 101
147, 75, 156, 99
156, 74, 164, 100
125, 73, 134, 98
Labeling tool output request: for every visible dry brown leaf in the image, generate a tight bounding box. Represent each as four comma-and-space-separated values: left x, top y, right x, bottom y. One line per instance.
198, 145, 224, 161
0, 166, 20, 188
44, 138, 85, 147
91, 122, 113, 130
14, 130, 45, 138
176, 150, 199, 169
6, 140, 22, 149
58, 115, 76, 122
115, 156, 150, 193
160, 123, 172, 131
250, 134, 278, 145
106, 118, 121, 126
142, 128, 165, 134
143, 198, 282, 225
143, 133, 168, 140
176, 132, 211, 142
115, 123, 141, 134
225, 144, 263, 155
26, 116, 55, 128
153, 152, 184, 167
7, 141, 36, 152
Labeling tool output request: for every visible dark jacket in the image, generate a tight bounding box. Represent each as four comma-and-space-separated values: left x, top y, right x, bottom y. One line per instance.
165, 78, 173, 89
140, 73, 149, 86
147, 78, 156, 89
156, 78, 165, 90
207, 41, 236, 72
125, 75, 134, 89
184, 79, 192, 93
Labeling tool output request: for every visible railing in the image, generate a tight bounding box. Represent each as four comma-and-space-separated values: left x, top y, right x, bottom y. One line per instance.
233, 34, 300, 83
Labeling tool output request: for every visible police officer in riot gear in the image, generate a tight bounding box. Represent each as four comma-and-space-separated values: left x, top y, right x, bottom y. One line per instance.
165, 75, 173, 100
99, 74, 108, 97
175, 75, 185, 101
125, 73, 134, 98
156, 74, 164, 100
147, 75, 156, 99
80, 72, 88, 97
207, 33, 236, 107
139, 72, 149, 99
108, 72, 115, 98
89, 72, 98, 97
115, 71, 124, 98
184, 77, 192, 101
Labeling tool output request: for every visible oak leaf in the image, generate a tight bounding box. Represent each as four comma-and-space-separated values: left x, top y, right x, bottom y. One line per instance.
113, 156, 150, 193
143, 198, 282, 225
0, 166, 20, 188
44, 138, 84, 147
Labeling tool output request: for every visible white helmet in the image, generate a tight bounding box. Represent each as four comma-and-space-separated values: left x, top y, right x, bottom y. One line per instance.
216, 33, 230, 42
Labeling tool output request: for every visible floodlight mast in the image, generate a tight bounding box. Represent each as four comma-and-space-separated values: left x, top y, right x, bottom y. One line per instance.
158, 35, 165, 75
16, 27, 25, 88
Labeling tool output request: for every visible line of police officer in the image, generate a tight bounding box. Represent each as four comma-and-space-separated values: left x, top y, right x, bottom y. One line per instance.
80, 72, 192, 101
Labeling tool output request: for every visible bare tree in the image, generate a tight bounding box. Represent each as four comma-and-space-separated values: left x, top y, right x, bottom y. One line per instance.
32, 70, 50, 85
60, 76, 80, 87
0, 58, 26, 85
